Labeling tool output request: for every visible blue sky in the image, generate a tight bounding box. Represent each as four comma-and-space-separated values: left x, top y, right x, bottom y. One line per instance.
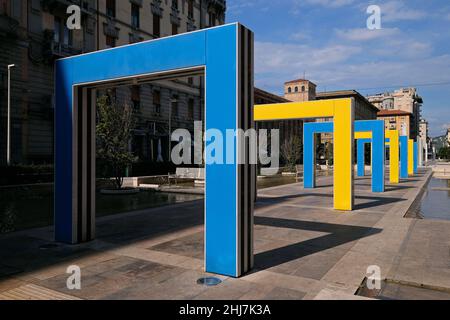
226, 0, 450, 137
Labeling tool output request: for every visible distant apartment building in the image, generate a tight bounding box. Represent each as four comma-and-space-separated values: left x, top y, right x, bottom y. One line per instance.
447, 128, 450, 147
378, 109, 412, 136
367, 88, 423, 139
0, 0, 225, 165
418, 119, 432, 161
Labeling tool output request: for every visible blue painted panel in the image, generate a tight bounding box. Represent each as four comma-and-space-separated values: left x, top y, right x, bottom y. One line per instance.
303, 122, 333, 188
70, 32, 206, 85
54, 58, 74, 243
400, 136, 409, 179
205, 25, 238, 276
357, 139, 371, 177
414, 141, 418, 174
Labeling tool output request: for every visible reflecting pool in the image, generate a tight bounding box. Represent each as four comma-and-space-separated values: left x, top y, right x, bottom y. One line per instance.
419, 178, 450, 221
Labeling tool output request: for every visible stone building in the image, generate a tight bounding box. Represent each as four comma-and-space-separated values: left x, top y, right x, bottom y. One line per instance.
377, 109, 412, 136
284, 79, 316, 102
0, 0, 225, 165
255, 88, 303, 162
367, 88, 423, 139
447, 128, 450, 147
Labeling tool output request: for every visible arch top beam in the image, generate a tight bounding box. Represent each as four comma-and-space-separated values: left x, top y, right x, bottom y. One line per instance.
255, 98, 355, 211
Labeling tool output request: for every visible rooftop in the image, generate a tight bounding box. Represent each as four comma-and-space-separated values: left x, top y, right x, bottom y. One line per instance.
316, 90, 379, 113
284, 79, 317, 86
255, 87, 290, 103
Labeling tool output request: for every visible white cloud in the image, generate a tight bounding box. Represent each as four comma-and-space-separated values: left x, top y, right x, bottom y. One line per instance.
302, 0, 355, 8
381, 0, 427, 22
335, 28, 400, 41
255, 41, 361, 74
254, 37, 450, 96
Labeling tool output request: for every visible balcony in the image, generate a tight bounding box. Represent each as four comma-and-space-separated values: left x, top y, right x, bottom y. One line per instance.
50, 41, 82, 57
0, 14, 20, 37
41, 0, 92, 15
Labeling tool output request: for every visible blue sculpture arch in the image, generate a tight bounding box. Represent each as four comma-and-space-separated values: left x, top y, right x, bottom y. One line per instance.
55, 23, 255, 278
304, 120, 385, 193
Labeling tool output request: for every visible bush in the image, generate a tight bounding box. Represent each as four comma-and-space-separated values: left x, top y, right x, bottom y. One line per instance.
0, 164, 54, 186
437, 147, 450, 160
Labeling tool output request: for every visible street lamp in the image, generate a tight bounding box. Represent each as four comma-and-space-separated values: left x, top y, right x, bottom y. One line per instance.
7, 64, 15, 166
168, 97, 178, 160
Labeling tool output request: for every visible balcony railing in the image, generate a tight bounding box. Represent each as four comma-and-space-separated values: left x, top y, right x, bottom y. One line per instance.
51, 41, 82, 57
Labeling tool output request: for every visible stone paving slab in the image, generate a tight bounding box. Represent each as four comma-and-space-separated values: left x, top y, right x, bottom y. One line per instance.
0, 169, 448, 300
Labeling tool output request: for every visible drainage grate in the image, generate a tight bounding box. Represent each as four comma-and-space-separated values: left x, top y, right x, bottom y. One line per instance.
197, 277, 222, 287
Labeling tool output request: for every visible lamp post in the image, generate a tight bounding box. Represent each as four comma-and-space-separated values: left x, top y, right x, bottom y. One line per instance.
168, 97, 178, 161
7, 64, 15, 166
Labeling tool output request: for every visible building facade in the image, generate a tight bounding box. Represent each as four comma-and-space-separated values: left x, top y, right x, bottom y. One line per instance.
314, 90, 379, 145
367, 88, 423, 139
255, 88, 303, 164
377, 109, 412, 136
0, 0, 225, 165
418, 119, 432, 161
284, 79, 316, 102
447, 128, 450, 147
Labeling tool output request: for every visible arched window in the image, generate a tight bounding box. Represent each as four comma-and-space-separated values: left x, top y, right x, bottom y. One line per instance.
288, 87, 292, 93
302, 86, 306, 92
294, 86, 299, 92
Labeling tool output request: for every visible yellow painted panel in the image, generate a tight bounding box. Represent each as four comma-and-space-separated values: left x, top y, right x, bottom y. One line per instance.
333, 101, 354, 211
254, 99, 346, 121
355, 132, 372, 140
408, 139, 414, 175
386, 130, 399, 184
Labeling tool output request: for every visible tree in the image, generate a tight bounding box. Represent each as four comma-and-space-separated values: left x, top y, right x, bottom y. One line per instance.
281, 135, 302, 172
96, 95, 137, 189
325, 142, 334, 166
438, 147, 450, 160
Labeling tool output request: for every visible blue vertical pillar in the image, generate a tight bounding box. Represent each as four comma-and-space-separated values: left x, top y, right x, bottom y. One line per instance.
303, 125, 316, 188
414, 141, 418, 174
357, 139, 367, 177
400, 136, 409, 179
370, 123, 385, 193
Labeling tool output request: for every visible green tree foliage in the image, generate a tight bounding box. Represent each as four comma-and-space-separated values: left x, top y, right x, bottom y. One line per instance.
281, 135, 302, 172
325, 142, 334, 166
96, 95, 137, 189
437, 147, 450, 160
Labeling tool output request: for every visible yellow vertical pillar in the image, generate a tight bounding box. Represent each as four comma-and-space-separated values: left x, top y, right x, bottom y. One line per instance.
387, 130, 399, 184
408, 139, 414, 176
333, 99, 354, 211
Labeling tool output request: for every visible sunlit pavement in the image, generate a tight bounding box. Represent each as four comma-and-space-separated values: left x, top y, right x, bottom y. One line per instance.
1, 169, 449, 300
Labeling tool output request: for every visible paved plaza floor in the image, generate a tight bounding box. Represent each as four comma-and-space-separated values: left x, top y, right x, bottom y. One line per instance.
1, 169, 449, 300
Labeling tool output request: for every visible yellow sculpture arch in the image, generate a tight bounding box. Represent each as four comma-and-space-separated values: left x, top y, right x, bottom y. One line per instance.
255, 98, 355, 211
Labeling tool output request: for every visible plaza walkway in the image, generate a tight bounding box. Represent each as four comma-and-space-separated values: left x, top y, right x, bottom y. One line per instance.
1, 169, 449, 300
